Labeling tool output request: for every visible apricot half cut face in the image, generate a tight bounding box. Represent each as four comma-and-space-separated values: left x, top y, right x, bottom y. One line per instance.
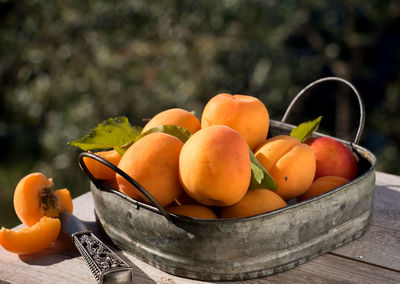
0, 216, 61, 255
13, 173, 73, 226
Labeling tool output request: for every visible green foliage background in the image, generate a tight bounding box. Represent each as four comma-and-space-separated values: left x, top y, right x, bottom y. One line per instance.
1, 0, 399, 227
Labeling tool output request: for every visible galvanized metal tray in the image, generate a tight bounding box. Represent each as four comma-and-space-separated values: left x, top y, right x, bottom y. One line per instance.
79, 77, 377, 281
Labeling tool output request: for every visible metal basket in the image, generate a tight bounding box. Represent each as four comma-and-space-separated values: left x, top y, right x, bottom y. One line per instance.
79, 77, 377, 281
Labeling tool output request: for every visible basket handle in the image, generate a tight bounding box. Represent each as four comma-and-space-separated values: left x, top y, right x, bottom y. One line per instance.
79, 152, 172, 222
281, 77, 365, 145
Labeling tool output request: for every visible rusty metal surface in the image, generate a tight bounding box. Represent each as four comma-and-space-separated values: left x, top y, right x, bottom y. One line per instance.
89, 120, 377, 281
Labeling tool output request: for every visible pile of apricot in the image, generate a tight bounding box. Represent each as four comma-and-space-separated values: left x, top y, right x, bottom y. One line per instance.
0, 173, 73, 254
84, 93, 359, 220
0, 93, 360, 257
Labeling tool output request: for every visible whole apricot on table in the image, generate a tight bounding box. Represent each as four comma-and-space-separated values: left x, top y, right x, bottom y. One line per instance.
167, 205, 218, 219
201, 93, 270, 150
13, 173, 73, 227
220, 189, 287, 219
116, 132, 184, 207
0, 216, 61, 255
297, 175, 349, 202
254, 135, 316, 200
305, 137, 358, 181
179, 125, 251, 207
142, 108, 201, 135
83, 149, 121, 180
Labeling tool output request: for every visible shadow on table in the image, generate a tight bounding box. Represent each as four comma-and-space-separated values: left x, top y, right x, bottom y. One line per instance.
19, 231, 80, 265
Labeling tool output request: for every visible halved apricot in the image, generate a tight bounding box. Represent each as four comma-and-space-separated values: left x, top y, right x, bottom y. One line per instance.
13, 173, 73, 226
0, 216, 61, 254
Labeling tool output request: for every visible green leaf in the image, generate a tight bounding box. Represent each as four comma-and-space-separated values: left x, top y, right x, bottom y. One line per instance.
114, 146, 128, 156
68, 116, 142, 152
140, 125, 192, 143
248, 147, 278, 191
290, 116, 322, 143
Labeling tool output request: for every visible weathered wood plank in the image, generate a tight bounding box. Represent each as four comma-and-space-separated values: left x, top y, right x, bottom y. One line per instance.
0, 245, 206, 284
246, 253, 400, 284
130, 252, 400, 284
0, 240, 167, 284
327, 172, 400, 271
330, 225, 400, 271
0, 247, 95, 284
372, 172, 400, 231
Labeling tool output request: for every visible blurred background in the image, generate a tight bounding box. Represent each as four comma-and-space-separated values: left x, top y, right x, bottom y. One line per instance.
1, 0, 399, 227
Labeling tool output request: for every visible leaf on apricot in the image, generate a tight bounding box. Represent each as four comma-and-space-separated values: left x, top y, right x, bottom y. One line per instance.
115, 125, 192, 155
68, 117, 142, 153
140, 125, 192, 143
249, 148, 278, 191
290, 116, 322, 143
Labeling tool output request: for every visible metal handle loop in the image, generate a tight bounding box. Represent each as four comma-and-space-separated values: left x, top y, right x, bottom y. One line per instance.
281, 77, 365, 145
79, 152, 172, 222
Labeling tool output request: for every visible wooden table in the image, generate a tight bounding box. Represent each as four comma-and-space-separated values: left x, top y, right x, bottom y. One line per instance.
0, 171, 399, 284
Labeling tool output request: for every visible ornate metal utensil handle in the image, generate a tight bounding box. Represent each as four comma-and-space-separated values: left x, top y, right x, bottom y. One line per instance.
72, 231, 133, 284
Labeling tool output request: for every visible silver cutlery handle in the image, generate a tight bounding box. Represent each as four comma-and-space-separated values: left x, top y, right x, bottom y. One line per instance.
72, 231, 133, 284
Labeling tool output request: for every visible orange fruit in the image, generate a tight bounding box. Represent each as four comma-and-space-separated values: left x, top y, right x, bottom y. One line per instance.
179, 125, 251, 206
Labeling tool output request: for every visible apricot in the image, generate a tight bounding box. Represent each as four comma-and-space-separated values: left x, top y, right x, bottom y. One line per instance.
220, 189, 287, 219
305, 137, 358, 180
142, 108, 201, 135
104, 177, 119, 190
173, 191, 201, 206
297, 176, 349, 202
116, 132, 184, 207
0, 216, 61, 254
167, 205, 218, 219
254, 135, 316, 200
179, 125, 251, 207
201, 93, 270, 150
83, 149, 121, 180
13, 173, 73, 226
